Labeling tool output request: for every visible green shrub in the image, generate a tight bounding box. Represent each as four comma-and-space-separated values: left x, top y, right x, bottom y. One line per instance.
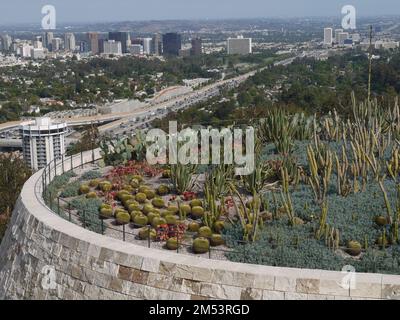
81, 170, 102, 181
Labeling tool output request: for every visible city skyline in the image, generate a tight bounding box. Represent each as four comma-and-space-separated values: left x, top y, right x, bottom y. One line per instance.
0, 0, 399, 25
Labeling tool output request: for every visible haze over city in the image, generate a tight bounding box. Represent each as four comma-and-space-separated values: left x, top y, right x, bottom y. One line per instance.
0, 0, 400, 24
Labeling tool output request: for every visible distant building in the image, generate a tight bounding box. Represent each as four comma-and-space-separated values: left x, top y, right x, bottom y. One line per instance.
323, 28, 333, 45
152, 33, 163, 55
334, 29, 343, 43
88, 32, 99, 54
162, 33, 181, 56
337, 32, 349, 45
191, 38, 202, 56
43, 32, 53, 50
227, 36, 252, 55
142, 38, 152, 55
64, 33, 76, 51
79, 41, 89, 53
31, 48, 45, 59
109, 32, 130, 54
179, 48, 191, 57
21, 117, 68, 171
20, 44, 33, 58
129, 44, 143, 55
51, 38, 62, 52
0, 34, 12, 51
103, 40, 122, 55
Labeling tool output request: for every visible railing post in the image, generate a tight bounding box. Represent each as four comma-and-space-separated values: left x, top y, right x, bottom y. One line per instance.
123, 224, 126, 242
54, 158, 57, 177
70, 154, 73, 171
48, 163, 51, 183
177, 235, 179, 254
57, 196, 60, 215
81, 151, 83, 169
68, 203, 71, 222
101, 219, 104, 235
82, 210, 86, 229
62, 155, 65, 174
148, 226, 151, 248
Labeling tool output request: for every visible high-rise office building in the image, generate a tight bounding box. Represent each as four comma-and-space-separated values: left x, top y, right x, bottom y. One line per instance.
0, 34, 12, 51
337, 32, 349, 45
43, 32, 54, 50
109, 32, 130, 54
64, 33, 76, 51
227, 36, 252, 55
323, 28, 333, 45
152, 33, 162, 55
51, 38, 61, 52
79, 41, 89, 53
191, 38, 202, 56
88, 32, 99, 54
335, 29, 343, 43
143, 38, 152, 55
103, 40, 122, 55
33, 36, 43, 49
21, 117, 68, 171
162, 33, 181, 56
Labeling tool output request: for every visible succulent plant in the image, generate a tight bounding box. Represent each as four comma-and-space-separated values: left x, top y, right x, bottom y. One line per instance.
167, 205, 179, 214
130, 179, 140, 189
132, 175, 144, 183
122, 185, 134, 193
346, 241, 362, 256
162, 169, 171, 179
144, 189, 156, 200
100, 208, 113, 219
180, 204, 192, 215
116, 211, 130, 225
151, 217, 167, 228
165, 215, 178, 225
86, 192, 98, 199
147, 212, 160, 224
198, 226, 212, 238
117, 190, 129, 200
135, 193, 147, 203
121, 195, 135, 205
213, 221, 225, 233
142, 204, 154, 215
138, 186, 149, 194
79, 184, 90, 194
100, 181, 112, 192
130, 210, 142, 221
193, 237, 210, 254
138, 228, 156, 240
190, 199, 203, 207
152, 198, 166, 208
191, 206, 204, 218
188, 222, 201, 232
375, 216, 388, 227
128, 202, 142, 212
166, 237, 179, 250
157, 185, 170, 196
89, 179, 101, 188
134, 214, 148, 227
210, 234, 224, 247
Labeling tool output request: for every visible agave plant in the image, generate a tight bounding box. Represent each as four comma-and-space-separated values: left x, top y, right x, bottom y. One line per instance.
170, 163, 198, 194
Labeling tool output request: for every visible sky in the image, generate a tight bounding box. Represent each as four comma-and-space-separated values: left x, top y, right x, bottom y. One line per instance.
0, 0, 399, 24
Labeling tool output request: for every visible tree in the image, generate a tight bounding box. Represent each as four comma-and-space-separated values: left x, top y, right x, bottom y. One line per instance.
0, 153, 32, 240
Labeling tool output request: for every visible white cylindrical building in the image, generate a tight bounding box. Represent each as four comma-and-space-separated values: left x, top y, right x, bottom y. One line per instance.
21, 117, 68, 171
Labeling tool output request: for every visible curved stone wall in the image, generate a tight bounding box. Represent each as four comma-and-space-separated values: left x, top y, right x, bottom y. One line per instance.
0, 153, 399, 300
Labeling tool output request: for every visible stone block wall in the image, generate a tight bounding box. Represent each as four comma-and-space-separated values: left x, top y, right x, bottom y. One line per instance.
0, 153, 399, 300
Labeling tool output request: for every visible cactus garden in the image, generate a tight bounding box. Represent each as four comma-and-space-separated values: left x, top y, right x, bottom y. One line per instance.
49, 96, 400, 274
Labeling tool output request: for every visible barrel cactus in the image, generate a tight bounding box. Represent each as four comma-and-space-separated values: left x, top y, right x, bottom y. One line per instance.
138, 227, 156, 240
193, 237, 210, 254
147, 212, 160, 224
198, 226, 212, 238
180, 204, 191, 215
136, 193, 147, 203
142, 204, 154, 215
167, 205, 179, 214
132, 175, 144, 183
134, 214, 148, 227
375, 216, 388, 227
157, 185, 170, 196
165, 215, 178, 225
79, 184, 90, 194
213, 221, 225, 233
116, 211, 131, 225
86, 192, 98, 199
162, 169, 171, 179
130, 210, 142, 221
130, 179, 140, 189
144, 189, 156, 200
100, 207, 113, 219
190, 199, 203, 207
166, 237, 179, 250
191, 206, 204, 218
89, 179, 100, 188
346, 241, 362, 256
188, 222, 200, 232
152, 198, 166, 208
100, 182, 112, 192
210, 234, 225, 247
152, 217, 167, 228
127, 203, 142, 213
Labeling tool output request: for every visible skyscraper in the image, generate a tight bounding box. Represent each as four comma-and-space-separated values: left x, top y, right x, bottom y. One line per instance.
1, 34, 12, 51
152, 33, 162, 55
227, 36, 252, 55
88, 32, 99, 55
143, 38, 152, 55
162, 33, 181, 56
109, 32, 130, 54
337, 32, 350, 45
51, 38, 61, 52
43, 32, 54, 50
64, 33, 76, 51
191, 38, 202, 56
335, 29, 343, 43
103, 40, 122, 55
323, 28, 333, 45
